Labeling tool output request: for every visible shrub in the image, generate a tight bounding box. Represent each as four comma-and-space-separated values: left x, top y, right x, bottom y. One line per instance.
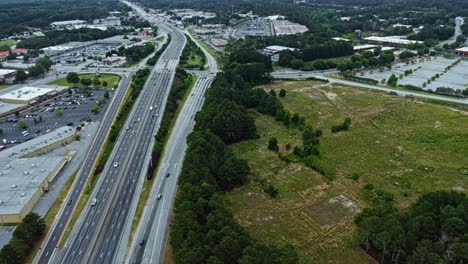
304, 155, 336, 180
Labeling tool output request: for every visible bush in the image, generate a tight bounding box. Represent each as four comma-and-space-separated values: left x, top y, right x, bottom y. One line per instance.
331, 117, 351, 133
268, 137, 279, 152
279, 89, 286, 97
304, 155, 336, 180
346, 172, 360, 181
18, 121, 27, 129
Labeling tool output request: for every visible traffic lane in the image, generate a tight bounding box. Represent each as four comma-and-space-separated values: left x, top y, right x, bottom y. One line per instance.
138, 77, 212, 263
93, 70, 176, 261
36, 73, 133, 264
61, 65, 173, 262
91, 90, 167, 263
62, 82, 157, 262
63, 20, 183, 262
39, 76, 130, 261
58, 83, 140, 260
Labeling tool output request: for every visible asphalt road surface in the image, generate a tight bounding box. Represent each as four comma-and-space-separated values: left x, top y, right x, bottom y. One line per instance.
271, 70, 468, 105
34, 72, 133, 264
125, 19, 219, 263
54, 17, 187, 264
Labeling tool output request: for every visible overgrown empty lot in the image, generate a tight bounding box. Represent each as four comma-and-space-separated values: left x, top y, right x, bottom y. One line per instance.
224, 80, 468, 264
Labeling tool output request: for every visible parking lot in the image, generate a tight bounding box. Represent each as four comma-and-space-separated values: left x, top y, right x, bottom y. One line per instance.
0, 88, 111, 146
361, 57, 468, 91
233, 19, 273, 39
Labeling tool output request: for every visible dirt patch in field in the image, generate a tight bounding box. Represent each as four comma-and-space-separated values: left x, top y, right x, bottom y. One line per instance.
305, 195, 360, 227
246, 191, 269, 203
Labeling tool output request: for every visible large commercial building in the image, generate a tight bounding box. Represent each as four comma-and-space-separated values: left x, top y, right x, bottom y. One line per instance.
51, 20, 87, 30
271, 20, 308, 36
100, 16, 121, 27
0, 69, 17, 84
0, 87, 56, 104
363, 36, 423, 47
0, 157, 66, 223
455, 47, 468, 56
263, 45, 296, 54
0, 126, 75, 223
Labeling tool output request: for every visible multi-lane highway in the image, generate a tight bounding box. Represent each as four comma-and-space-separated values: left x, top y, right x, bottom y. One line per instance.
126, 20, 219, 264
34, 71, 133, 264
54, 14, 187, 264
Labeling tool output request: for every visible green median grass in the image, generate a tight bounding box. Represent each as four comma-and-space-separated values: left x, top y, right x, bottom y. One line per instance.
48, 73, 121, 88
0, 84, 13, 91
224, 80, 468, 264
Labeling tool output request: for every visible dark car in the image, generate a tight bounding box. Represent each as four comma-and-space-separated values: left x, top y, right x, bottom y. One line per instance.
67, 199, 73, 205
166, 173, 170, 178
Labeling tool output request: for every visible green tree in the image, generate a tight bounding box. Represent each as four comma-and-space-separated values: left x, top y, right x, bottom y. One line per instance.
279, 89, 286, 97
18, 121, 27, 129
56, 109, 63, 117
15, 70, 28, 83
387, 74, 398, 87
91, 105, 99, 114
102, 81, 108, 87
80, 78, 92, 87
66, 72, 80, 86
268, 137, 279, 152
104, 90, 110, 99
92, 77, 101, 87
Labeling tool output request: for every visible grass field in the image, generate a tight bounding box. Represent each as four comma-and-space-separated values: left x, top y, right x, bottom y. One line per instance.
0, 40, 15, 47
225, 80, 468, 263
48, 73, 121, 88
0, 84, 13, 91
182, 50, 204, 69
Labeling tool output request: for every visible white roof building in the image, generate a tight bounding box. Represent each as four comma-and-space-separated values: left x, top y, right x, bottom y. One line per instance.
51, 20, 87, 30
0, 87, 56, 104
263, 45, 296, 54
364, 36, 423, 46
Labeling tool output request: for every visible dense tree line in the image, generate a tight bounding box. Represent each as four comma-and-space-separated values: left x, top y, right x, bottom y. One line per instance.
409, 25, 455, 42
17, 28, 128, 50
171, 35, 299, 263
108, 43, 155, 64
355, 190, 468, 264
337, 49, 395, 73
0, 213, 45, 264
0, 0, 130, 38
22, 56, 53, 80
152, 68, 193, 170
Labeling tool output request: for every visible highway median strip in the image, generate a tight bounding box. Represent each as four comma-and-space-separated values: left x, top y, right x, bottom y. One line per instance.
58, 69, 151, 247
129, 68, 196, 242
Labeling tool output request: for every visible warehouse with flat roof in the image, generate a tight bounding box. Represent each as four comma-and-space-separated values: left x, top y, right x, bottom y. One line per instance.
0, 86, 56, 104
0, 156, 66, 223
0, 126, 75, 223
364, 36, 423, 47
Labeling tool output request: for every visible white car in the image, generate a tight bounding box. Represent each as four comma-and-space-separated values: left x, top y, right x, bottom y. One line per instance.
91, 198, 97, 206
157, 194, 162, 200
126, 125, 130, 130
113, 162, 119, 168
